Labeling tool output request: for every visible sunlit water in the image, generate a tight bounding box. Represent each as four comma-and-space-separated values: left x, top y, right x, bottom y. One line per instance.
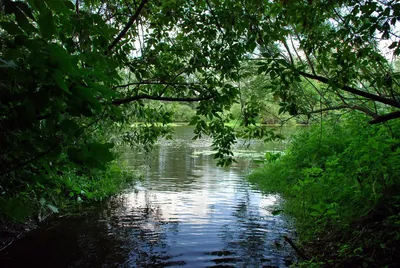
1, 126, 297, 267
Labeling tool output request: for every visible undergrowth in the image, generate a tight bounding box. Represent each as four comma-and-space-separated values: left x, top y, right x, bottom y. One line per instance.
248, 114, 400, 267
0, 160, 140, 224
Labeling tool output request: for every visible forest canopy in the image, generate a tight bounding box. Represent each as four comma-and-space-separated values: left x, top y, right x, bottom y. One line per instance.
1, 0, 400, 217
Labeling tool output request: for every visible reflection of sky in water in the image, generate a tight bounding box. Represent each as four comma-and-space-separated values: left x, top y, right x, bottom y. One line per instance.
116, 126, 296, 267
1, 126, 296, 268
123, 177, 278, 225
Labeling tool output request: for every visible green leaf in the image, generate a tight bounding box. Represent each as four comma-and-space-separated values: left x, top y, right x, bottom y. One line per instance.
46, 204, 59, 213
388, 42, 398, 49
87, 142, 115, 163
64, 0, 75, 10
271, 209, 283, 216
52, 69, 70, 93
14, 9, 38, 34
38, 9, 56, 38
0, 21, 24, 35
88, 82, 117, 97
44, 0, 73, 13
60, 119, 80, 134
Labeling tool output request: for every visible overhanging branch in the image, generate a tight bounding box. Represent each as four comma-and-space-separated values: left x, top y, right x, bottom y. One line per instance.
112, 94, 214, 105
305, 105, 378, 118
369, 111, 400, 124
112, 81, 203, 89
297, 71, 400, 109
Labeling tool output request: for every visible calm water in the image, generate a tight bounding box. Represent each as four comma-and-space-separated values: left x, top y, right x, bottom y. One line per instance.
1, 126, 297, 268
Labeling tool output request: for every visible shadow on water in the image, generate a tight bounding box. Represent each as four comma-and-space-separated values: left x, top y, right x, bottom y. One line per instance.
1, 126, 298, 268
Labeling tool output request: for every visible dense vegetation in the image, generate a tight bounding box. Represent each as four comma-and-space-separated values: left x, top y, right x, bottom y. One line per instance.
249, 114, 400, 266
1, 0, 400, 265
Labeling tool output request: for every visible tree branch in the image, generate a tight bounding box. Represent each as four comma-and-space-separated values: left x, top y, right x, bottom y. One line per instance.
205, 0, 224, 35
294, 31, 316, 75
297, 71, 400, 108
112, 81, 203, 89
75, 0, 79, 14
107, 0, 149, 54
369, 111, 400, 124
305, 105, 378, 118
281, 39, 294, 65
112, 94, 214, 105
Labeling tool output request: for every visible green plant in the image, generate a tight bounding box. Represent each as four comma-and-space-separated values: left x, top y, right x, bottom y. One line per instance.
249, 114, 400, 266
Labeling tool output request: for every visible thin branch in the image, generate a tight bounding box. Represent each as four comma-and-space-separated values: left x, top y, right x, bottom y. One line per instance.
205, 0, 224, 35
0, 238, 14, 253
112, 81, 203, 90
283, 236, 310, 261
112, 94, 214, 105
281, 39, 294, 65
294, 31, 316, 75
107, 0, 149, 53
75, 0, 79, 14
306, 105, 378, 118
297, 71, 400, 108
290, 35, 305, 65
369, 111, 400, 124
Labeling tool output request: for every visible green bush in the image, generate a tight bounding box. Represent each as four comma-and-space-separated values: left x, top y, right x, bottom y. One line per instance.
0, 160, 140, 222
248, 114, 400, 265
166, 103, 197, 122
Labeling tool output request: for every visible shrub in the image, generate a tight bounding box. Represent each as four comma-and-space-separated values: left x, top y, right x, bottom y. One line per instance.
248, 114, 400, 266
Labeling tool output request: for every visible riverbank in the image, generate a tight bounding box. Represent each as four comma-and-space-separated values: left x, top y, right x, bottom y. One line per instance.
248, 116, 400, 267
0, 161, 140, 252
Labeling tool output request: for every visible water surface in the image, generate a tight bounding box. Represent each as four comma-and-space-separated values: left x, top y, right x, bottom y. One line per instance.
1, 126, 296, 267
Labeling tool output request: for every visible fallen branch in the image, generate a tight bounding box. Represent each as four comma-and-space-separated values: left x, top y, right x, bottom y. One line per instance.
283, 235, 310, 261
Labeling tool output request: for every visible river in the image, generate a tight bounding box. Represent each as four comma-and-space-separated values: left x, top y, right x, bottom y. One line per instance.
1, 126, 297, 267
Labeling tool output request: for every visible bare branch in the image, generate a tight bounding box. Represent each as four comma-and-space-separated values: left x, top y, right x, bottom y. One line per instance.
112, 94, 214, 105
107, 0, 149, 54
294, 31, 316, 75
290, 35, 305, 65
369, 111, 400, 124
297, 71, 400, 108
281, 39, 294, 65
112, 81, 203, 90
306, 105, 378, 119
75, 0, 79, 14
205, 0, 224, 35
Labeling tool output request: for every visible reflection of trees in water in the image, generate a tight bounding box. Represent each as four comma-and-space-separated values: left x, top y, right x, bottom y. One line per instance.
6, 193, 183, 267
102, 190, 183, 267
4, 126, 295, 268
211, 186, 290, 268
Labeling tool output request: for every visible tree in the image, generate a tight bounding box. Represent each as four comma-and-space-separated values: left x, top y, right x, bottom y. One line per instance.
1, 0, 399, 208
246, 0, 400, 124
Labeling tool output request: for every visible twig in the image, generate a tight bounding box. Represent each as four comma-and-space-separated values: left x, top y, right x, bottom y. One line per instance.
283, 235, 310, 261
0, 238, 15, 252
107, 0, 149, 53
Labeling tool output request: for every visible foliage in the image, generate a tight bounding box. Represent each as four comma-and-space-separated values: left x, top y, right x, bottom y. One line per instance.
251, 0, 400, 125
230, 62, 302, 126
0, 160, 138, 222
1, 0, 400, 233
165, 103, 196, 122
248, 114, 400, 266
